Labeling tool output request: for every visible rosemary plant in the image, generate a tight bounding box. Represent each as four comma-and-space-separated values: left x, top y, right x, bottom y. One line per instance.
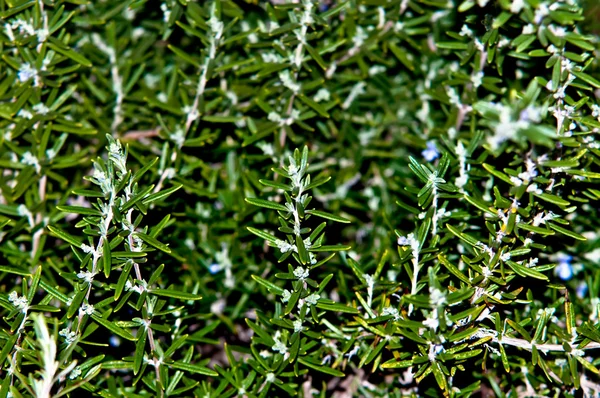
1, 0, 600, 397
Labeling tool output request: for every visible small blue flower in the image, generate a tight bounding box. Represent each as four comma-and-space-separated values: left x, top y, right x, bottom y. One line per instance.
397, 236, 410, 246
555, 253, 573, 281
209, 263, 221, 274
109, 335, 121, 347
576, 281, 588, 299
422, 141, 439, 162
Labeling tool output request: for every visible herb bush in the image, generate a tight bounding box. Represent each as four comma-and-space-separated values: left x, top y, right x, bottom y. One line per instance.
1, 0, 600, 396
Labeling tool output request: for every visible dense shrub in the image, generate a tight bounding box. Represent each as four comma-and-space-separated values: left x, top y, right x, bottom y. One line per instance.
1, 0, 599, 397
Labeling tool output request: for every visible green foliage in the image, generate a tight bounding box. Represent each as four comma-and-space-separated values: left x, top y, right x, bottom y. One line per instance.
1, 0, 600, 397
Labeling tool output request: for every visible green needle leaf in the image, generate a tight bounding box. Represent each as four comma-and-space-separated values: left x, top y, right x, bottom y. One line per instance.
306, 210, 350, 223
134, 232, 171, 253
245, 197, 289, 212
150, 289, 202, 301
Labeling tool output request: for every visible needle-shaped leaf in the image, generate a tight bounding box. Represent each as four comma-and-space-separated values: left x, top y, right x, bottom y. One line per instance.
56, 205, 102, 216
298, 357, 344, 377
134, 232, 171, 253
168, 361, 218, 377
150, 289, 202, 301
246, 227, 279, 244
245, 197, 289, 212
47, 225, 82, 247
306, 210, 350, 223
